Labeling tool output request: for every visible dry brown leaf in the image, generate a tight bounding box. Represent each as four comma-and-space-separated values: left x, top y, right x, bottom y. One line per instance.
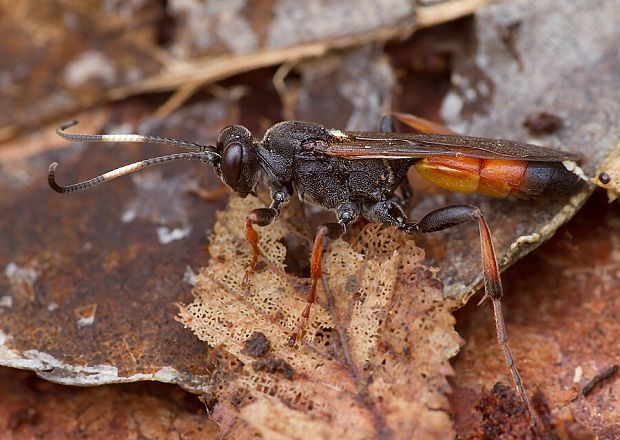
0, 0, 492, 141
178, 197, 462, 439
0, 0, 163, 140
0, 366, 218, 440
592, 149, 620, 203
412, 0, 620, 305
451, 192, 620, 438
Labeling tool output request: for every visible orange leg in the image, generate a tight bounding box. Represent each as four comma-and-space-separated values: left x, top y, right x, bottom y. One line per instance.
242, 190, 290, 286
288, 225, 326, 346
288, 220, 350, 346
243, 208, 278, 286
400, 205, 541, 432
385, 112, 457, 135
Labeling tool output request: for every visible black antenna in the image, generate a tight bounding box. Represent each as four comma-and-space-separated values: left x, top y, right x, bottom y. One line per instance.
49, 121, 220, 194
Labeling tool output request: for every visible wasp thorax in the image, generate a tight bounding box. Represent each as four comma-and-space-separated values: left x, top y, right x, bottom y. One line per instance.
216, 125, 260, 197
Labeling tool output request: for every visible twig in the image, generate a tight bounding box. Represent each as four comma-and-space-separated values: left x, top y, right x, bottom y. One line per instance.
582, 365, 619, 397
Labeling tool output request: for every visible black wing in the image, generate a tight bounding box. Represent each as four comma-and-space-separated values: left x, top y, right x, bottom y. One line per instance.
311, 131, 580, 162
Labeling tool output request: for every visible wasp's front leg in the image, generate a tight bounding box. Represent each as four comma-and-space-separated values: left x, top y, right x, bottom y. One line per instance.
243, 188, 289, 285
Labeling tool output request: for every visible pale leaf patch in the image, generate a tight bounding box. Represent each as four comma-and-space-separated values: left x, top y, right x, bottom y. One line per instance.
178, 197, 462, 439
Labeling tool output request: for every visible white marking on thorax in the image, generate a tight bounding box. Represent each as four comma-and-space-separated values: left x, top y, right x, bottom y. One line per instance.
328, 129, 348, 139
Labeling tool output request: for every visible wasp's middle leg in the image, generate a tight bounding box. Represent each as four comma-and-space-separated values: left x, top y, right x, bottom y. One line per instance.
288, 201, 359, 346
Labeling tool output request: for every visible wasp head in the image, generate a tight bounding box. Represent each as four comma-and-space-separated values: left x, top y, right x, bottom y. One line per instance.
216, 125, 261, 198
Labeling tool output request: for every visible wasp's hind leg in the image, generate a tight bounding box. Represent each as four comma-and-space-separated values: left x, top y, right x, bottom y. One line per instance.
390, 112, 456, 135
399, 205, 541, 430
379, 114, 397, 133
395, 177, 413, 210
288, 202, 359, 346
379, 112, 461, 206
379, 115, 413, 208
381, 113, 461, 210
362, 200, 540, 430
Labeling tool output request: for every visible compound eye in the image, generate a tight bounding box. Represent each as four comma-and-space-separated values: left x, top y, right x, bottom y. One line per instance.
222, 142, 243, 183
598, 172, 611, 185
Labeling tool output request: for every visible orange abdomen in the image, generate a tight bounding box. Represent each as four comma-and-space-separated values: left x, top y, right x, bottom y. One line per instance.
415, 156, 584, 198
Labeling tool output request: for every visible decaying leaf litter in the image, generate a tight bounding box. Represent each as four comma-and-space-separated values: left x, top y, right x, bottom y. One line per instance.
2, 0, 620, 438
178, 197, 461, 439
0, 0, 491, 141
592, 150, 620, 203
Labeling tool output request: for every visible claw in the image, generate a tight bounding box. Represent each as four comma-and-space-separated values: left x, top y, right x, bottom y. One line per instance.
287, 333, 298, 347
242, 269, 252, 287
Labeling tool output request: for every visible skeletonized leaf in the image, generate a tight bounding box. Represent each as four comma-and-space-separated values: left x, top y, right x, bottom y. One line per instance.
178, 197, 462, 439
